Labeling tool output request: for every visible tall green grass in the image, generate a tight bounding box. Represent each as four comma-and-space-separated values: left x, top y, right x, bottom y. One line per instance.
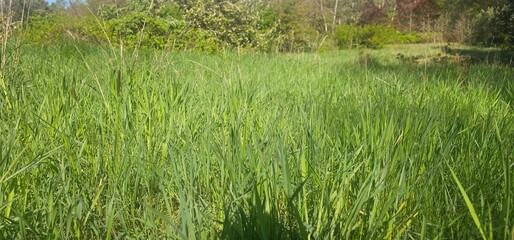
0, 45, 513, 239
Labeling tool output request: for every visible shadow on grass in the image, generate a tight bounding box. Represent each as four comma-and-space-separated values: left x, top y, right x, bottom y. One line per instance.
221, 188, 306, 240
442, 46, 514, 66
347, 52, 514, 106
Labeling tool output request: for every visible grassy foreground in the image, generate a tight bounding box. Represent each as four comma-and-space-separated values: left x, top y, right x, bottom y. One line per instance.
0, 44, 513, 239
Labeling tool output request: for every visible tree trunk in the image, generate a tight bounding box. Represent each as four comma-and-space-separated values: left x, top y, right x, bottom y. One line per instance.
319, 0, 328, 33
332, 0, 338, 33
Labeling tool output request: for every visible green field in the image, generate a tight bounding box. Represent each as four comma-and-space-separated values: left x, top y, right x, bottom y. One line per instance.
1, 44, 513, 239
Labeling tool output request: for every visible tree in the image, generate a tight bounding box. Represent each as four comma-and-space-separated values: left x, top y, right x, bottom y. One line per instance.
439, 0, 514, 46
2, 0, 48, 21
470, 2, 514, 46
395, 0, 439, 32
357, 2, 386, 25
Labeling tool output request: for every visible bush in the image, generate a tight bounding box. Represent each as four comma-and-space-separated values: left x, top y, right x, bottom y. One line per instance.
20, 15, 104, 45
105, 12, 183, 49
335, 24, 422, 49
178, 28, 222, 53
470, 5, 514, 48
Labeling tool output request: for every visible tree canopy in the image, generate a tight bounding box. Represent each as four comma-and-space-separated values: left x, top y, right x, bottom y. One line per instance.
2, 0, 513, 51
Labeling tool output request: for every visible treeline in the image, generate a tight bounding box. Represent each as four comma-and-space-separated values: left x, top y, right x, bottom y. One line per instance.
3, 0, 514, 52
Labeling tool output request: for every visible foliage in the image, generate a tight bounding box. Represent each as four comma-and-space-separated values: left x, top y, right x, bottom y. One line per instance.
470, 4, 514, 47
95, 1, 186, 49
269, 0, 325, 52
358, 2, 387, 25
11, 0, 514, 50
394, 0, 440, 31
105, 12, 182, 49
18, 0, 284, 52
4, 0, 50, 22
335, 24, 422, 49
184, 0, 260, 50
178, 28, 222, 53
19, 14, 104, 45
438, 0, 514, 47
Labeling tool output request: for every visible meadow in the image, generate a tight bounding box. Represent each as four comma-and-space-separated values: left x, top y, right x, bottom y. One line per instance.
0, 43, 513, 239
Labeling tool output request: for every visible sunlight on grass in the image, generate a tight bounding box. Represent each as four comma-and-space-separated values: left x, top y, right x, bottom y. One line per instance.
0, 44, 513, 239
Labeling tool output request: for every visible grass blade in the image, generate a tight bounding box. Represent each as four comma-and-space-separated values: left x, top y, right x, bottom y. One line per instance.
447, 162, 487, 240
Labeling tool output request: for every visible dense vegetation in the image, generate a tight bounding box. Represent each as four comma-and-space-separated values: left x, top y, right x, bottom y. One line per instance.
1, 0, 513, 239
0, 43, 513, 238
2, 0, 514, 52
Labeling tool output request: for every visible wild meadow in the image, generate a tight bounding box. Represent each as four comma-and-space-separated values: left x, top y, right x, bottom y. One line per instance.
0, 43, 513, 239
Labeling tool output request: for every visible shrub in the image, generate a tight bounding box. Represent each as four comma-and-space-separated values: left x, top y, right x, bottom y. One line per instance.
470, 5, 514, 48
178, 28, 222, 53
105, 12, 183, 49
19, 15, 104, 45
335, 24, 422, 49
334, 25, 358, 49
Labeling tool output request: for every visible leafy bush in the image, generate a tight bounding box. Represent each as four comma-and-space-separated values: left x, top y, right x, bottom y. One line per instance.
178, 28, 222, 53
105, 12, 183, 49
100, 0, 280, 52
470, 5, 514, 48
335, 24, 422, 49
397, 33, 422, 44
20, 15, 104, 45
17, 0, 325, 52
184, 0, 261, 50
